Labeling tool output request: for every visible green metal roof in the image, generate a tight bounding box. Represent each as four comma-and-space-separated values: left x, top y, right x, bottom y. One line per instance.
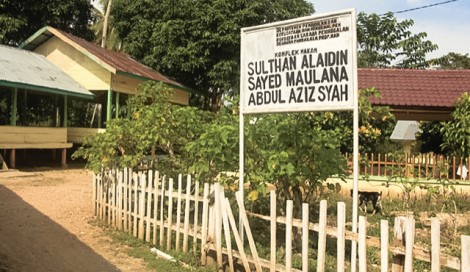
0, 44, 94, 99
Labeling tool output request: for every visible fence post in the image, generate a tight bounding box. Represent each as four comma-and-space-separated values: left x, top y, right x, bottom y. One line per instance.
133, 172, 138, 238
183, 174, 191, 252
404, 216, 415, 272
220, 191, 234, 272
392, 216, 406, 272
193, 180, 200, 253
317, 200, 327, 272
286, 200, 293, 272
159, 176, 166, 247
214, 183, 223, 269
381, 220, 389, 272
138, 173, 146, 240
145, 171, 152, 242
270, 190, 277, 272
175, 174, 183, 250
152, 171, 160, 245
123, 168, 129, 232
431, 218, 440, 272
302, 203, 309, 272
461, 235, 470, 271
166, 177, 174, 250
337, 202, 346, 272
200, 183, 210, 265
358, 216, 367, 272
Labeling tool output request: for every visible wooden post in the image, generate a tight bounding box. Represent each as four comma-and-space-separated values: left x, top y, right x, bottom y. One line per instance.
317, 200, 327, 272
235, 191, 262, 271
404, 216, 415, 272
159, 176, 166, 247
175, 174, 183, 250
302, 203, 309, 272
223, 197, 251, 271
358, 216, 367, 272
123, 168, 129, 232
201, 183, 210, 264
10, 149, 16, 169
11, 88, 17, 126
270, 190, 277, 272
381, 220, 389, 272
214, 183, 223, 269
183, 175, 191, 252
461, 235, 470, 271
221, 192, 234, 272
193, 180, 200, 253
286, 200, 293, 272
115, 92, 120, 118
61, 148, 67, 167
337, 202, 346, 272
138, 173, 146, 240
133, 173, 138, 237
145, 171, 153, 242
167, 177, 174, 250
152, 171, 160, 245
106, 89, 113, 123
392, 217, 406, 272
63, 95, 68, 127
431, 218, 440, 272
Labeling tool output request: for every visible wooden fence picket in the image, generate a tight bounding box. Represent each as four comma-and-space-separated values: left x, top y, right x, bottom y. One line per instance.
175, 174, 183, 250
183, 175, 191, 252
94, 170, 470, 272
167, 177, 174, 250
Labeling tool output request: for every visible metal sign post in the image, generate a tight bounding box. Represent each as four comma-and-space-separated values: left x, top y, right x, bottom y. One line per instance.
239, 9, 359, 269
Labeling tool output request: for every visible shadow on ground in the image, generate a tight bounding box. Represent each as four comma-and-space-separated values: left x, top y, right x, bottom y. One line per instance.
0, 184, 119, 272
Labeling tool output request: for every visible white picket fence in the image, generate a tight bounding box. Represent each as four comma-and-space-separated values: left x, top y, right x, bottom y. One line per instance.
93, 168, 470, 271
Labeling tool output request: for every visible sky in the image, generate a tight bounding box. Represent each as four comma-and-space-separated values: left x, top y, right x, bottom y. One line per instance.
311, 0, 470, 59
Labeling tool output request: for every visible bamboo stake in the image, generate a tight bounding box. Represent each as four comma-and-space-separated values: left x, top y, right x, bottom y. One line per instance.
183, 175, 191, 252
93, 173, 97, 216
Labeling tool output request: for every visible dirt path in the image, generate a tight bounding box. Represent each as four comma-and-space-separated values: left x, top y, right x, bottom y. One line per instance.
0, 168, 150, 272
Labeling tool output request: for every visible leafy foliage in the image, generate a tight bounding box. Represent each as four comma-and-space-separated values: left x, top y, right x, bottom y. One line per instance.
357, 12, 438, 68
73, 81, 211, 173
441, 92, 470, 158
430, 52, 470, 69
0, 0, 95, 46
111, 0, 314, 111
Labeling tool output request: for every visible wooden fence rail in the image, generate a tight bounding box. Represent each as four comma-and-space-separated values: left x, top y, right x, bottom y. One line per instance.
94, 168, 470, 271
347, 153, 470, 181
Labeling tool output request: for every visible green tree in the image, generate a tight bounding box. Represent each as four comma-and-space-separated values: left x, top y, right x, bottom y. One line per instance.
112, 0, 314, 111
441, 92, 470, 158
0, 0, 95, 45
430, 52, 470, 69
357, 12, 438, 68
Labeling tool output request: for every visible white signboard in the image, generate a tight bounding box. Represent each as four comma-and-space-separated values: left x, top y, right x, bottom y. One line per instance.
240, 9, 357, 114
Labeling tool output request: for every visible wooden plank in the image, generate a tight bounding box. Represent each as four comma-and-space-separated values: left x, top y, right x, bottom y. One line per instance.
193, 180, 200, 253
392, 217, 406, 272
404, 216, 415, 272
138, 173, 146, 240
0, 143, 73, 149
117, 170, 122, 230
214, 183, 223, 269
286, 200, 293, 272
235, 191, 262, 271
337, 202, 346, 272
152, 171, 160, 245
123, 168, 129, 232
358, 216, 367, 272
381, 220, 389, 272
67, 127, 105, 143
317, 200, 327, 272
145, 170, 153, 242
183, 175, 191, 252
270, 190, 277, 272
431, 218, 440, 272
200, 183, 210, 265
175, 174, 183, 250
462, 236, 470, 271
302, 203, 309, 272
221, 193, 234, 272
223, 197, 251, 271
167, 177, 174, 250
159, 176, 166, 247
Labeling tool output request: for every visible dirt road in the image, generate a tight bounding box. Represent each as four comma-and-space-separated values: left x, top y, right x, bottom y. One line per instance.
0, 168, 150, 272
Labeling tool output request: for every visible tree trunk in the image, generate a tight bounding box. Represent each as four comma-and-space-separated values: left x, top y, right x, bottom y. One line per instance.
101, 0, 113, 48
